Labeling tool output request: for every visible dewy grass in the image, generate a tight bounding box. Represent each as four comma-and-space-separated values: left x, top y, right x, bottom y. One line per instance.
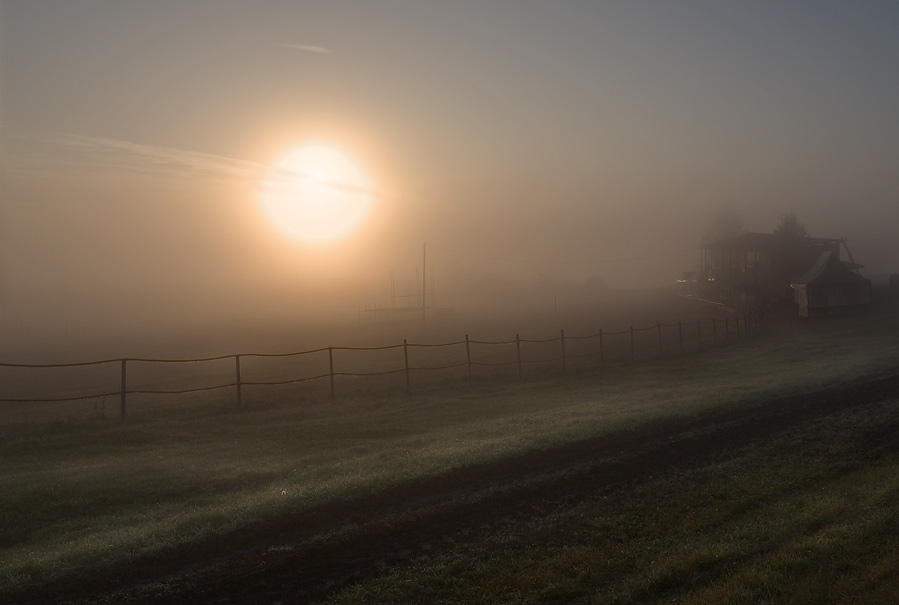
2, 306, 898, 595
329, 397, 899, 604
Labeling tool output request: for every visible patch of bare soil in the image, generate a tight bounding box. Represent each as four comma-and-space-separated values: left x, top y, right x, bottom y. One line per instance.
14, 372, 899, 605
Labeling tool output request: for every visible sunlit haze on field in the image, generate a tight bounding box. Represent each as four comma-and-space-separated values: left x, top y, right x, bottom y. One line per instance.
2, 1, 898, 359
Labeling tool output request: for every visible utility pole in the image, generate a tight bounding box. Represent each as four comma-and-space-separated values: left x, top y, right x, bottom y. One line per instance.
390, 267, 396, 320
422, 242, 427, 320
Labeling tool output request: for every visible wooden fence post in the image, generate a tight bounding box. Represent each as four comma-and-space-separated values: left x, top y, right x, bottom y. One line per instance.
736, 316, 741, 338
713, 318, 717, 344
630, 326, 635, 358
725, 318, 730, 341
120, 359, 127, 420
560, 329, 567, 374
234, 354, 242, 408
697, 319, 702, 348
466, 334, 472, 379
657, 322, 663, 355
328, 347, 335, 401
678, 321, 684, 353
403, 339, 410, 391
516, 334, 522, 378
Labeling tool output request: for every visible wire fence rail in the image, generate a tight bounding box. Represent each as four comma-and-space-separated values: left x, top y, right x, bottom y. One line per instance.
0, 311, 761, 419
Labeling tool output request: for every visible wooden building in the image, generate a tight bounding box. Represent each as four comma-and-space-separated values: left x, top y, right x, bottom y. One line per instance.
698, 232, 842, 308
791, 251, 871, 316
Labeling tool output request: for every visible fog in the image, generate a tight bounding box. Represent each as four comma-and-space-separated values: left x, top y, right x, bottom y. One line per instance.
2, 1, 898, 363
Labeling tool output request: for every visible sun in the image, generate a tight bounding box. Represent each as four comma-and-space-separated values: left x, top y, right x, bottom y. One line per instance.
258, 144, 373, 243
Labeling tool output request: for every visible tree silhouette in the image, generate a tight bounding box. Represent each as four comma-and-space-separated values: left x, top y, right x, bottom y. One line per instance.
772, 213, 807, 240
771, 213, 810, 288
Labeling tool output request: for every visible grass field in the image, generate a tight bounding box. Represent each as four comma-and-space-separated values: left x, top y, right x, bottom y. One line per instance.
0, 291, 746, 423
330, 392, 899, 604
2, 298, 898, 603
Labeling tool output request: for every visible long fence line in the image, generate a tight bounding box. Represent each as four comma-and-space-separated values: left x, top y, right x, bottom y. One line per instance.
1, 311, 761, 419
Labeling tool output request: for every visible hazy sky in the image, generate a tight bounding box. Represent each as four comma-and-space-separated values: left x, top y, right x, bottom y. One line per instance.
2, 1, 898, 349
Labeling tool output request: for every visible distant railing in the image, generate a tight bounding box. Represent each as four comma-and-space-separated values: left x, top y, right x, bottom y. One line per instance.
0, 311, 761, 420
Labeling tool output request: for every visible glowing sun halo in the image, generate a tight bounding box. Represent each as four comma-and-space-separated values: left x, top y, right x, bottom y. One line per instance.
258, 145, 373, 243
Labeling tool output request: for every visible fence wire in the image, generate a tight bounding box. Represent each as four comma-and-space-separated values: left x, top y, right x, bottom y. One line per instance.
1, 312, 761, 413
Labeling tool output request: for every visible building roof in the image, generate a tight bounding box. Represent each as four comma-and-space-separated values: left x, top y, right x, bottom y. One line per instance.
701, 232, 841, 252
792, 251, 869, 287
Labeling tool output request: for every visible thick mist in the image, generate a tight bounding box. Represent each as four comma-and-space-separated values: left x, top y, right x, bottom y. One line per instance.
2, 1, 898, 363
